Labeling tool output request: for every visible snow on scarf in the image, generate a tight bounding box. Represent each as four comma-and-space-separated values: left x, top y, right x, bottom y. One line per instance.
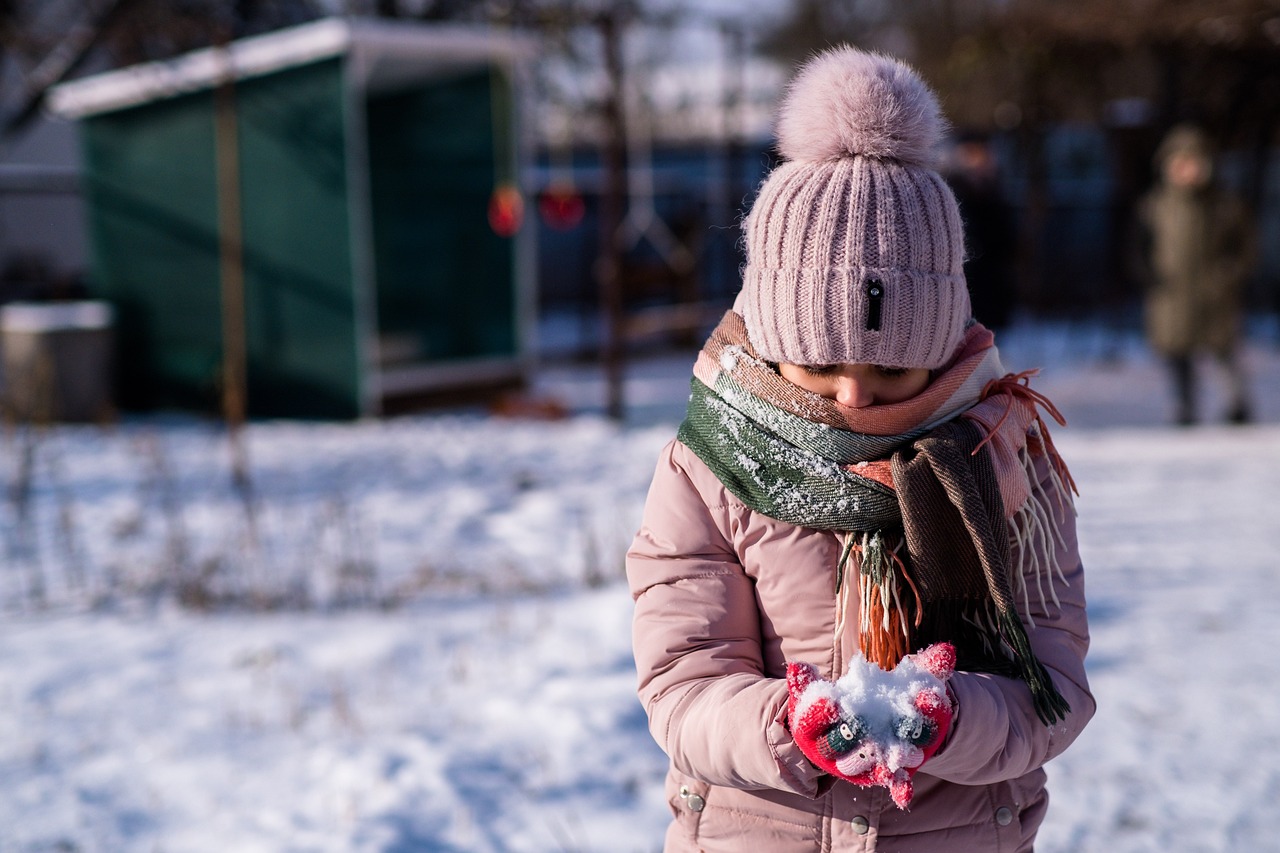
677, 310, 1076, 725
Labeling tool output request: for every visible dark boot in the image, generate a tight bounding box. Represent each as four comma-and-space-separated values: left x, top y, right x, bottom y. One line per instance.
1170, 355, 1195, 426
1226, 402, 1253, 425
1220, 350, 1253, 425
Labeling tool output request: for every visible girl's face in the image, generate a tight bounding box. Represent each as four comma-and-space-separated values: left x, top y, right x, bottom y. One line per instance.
778, 362, 932, 407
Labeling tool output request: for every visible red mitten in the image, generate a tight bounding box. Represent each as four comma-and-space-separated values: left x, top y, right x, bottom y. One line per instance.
786, 643, 955, 809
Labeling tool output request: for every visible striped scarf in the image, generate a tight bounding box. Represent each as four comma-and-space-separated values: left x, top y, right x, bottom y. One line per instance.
678, 311, 1075, 725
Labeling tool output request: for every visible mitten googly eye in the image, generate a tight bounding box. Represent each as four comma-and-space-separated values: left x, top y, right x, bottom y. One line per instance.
894, 714, 939, 747
826, 716, 866, 754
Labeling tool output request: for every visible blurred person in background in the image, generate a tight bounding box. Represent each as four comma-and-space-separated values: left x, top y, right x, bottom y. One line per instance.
947, 130, 1018, 331
1134, 124, 1257, 425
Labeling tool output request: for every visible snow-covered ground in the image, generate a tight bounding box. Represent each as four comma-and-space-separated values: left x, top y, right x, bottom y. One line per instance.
2, 319, 1279, 852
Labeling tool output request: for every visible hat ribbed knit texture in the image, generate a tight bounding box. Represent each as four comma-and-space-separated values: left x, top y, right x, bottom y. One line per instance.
741, 47, 971, 370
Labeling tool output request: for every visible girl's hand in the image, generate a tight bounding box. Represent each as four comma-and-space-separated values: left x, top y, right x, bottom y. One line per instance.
786, 643, 955, 809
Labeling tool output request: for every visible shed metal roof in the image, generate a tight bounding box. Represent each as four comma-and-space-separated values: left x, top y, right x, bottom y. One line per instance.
47, 17, 532, 119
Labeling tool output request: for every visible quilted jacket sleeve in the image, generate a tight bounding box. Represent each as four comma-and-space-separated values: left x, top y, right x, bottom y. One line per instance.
626, 440, 827, 796
923, 449, 1096, 784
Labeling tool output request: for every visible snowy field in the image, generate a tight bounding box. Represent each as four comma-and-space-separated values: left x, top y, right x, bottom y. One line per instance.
1, 319, 1279, 852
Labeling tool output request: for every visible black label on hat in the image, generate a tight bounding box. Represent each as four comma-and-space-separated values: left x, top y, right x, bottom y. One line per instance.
866, 280, 883, 331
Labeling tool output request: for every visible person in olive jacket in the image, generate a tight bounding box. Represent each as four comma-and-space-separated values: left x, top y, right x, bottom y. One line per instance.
1135, 124, 1257, 425
627, 47, 1094, 852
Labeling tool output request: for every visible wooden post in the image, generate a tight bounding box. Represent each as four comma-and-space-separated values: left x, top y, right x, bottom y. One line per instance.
212, 40, 254, 523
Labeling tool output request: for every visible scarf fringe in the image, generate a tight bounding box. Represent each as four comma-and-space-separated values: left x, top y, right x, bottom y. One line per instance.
997, 608, 1072, 726
976, 369, 1079, 499
1007, 445, 1077, 628
960, 604, 1002, 657
852, 531, 923, 671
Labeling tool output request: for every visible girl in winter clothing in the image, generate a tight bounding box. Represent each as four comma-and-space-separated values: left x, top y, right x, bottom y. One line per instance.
626, 47, 1094, 852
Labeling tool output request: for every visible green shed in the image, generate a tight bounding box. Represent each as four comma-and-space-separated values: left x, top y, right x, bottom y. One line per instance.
48, 18, 535, 418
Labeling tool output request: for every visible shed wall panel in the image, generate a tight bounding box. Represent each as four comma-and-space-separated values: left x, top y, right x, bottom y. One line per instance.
366, 69, 516, 366
237, 58, 360, 418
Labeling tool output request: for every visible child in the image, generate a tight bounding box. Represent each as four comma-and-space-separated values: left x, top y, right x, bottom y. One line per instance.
627, 47, 1094, 852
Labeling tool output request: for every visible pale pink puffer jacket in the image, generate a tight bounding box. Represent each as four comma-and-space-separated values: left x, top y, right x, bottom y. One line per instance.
627, 436, 1094, 852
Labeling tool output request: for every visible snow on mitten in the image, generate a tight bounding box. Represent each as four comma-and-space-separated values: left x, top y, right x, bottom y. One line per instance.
786, 643, 956, 809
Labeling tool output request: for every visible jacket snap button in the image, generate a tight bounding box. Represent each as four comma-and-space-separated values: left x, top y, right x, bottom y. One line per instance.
686, 794, 706, 812
851, 815, 869, 835
995, 806, 1014, 826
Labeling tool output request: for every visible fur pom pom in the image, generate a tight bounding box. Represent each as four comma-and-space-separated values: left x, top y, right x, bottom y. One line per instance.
775, 46, 945, 167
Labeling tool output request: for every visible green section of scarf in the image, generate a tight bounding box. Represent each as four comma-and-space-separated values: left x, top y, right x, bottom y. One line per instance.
677, 373, 910, 531
678, 373, 1071, 726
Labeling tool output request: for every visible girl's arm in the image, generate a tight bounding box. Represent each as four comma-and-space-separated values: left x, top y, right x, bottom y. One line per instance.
626, 440, 827, 796
923, 446, 1096, 784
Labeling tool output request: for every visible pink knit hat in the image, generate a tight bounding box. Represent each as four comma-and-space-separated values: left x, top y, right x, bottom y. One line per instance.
738, 47, 971, 369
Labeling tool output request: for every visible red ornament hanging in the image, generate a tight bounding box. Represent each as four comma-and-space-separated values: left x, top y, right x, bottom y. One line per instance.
537, 181, 586, 230
488, 184, 524, 237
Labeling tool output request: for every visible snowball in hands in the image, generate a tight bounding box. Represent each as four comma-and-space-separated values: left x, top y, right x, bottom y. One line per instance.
786, 643, 955, 809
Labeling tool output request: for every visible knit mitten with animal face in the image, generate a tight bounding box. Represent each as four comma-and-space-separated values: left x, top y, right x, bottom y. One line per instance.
786, 642, 955, 809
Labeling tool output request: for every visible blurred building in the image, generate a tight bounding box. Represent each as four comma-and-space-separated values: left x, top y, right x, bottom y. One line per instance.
46, 17, 534, 418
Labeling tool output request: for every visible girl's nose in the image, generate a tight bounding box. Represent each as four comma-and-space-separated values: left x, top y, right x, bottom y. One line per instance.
833, 376, 874, 408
